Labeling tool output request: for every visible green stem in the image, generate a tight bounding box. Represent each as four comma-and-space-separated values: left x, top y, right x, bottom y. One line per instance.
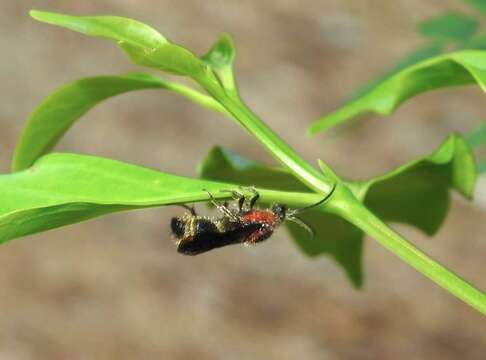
164, 81, 232, 117
195, 71, 486, 315
329, 184, 486, 315
196, 75, 333, 194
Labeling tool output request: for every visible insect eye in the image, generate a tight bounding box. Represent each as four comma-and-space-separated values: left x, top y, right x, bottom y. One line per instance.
272, 204, 287, 219
171, 217, 186, 238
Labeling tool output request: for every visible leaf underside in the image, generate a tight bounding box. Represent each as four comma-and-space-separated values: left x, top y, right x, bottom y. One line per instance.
12, 73, 227, 172
309, 51, 486, 134
1, 153, 238, 244
198, 134, 476, 287
30, 10, 207, 76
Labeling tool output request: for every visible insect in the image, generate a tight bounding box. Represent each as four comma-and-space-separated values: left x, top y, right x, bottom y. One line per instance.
171, 184, 336, 255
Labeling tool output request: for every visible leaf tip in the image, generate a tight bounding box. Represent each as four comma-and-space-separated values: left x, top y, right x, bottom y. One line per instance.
307, 123, 321, 135
29, 9, 64, 26
349, 273, 364, 289
308, 118, 335, 135
29, 9, 43, 20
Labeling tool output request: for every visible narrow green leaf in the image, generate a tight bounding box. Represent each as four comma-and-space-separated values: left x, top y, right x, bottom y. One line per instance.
31, 9, 329, 194
30, 10, 208, 76
465, 0, 486, 13
1, 153, 241, 244
198, 134, 476, 287
118, 42, 207, 76
30, 10, 166, 47
309, 51, 486, 134
12, 73, 227, 171
2, 152, 322, 245
349, 42, 445, 101
418, 12, 479, 41
201, 33, 237, 92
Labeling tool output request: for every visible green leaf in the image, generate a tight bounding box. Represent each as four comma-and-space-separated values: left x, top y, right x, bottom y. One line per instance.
198, 147, 309, 192
198, 134, 476, 287
418, 12, 479, 41
309, 51, 486, 134
24, 9, 486, 312
12, 73, 227, 171
350, 42, 445, 101
286, 212, 364, 287
0, 153, 244, 244
201, 33, 237, 92
31, 10, 329, 194
1, 152, 325, 245
30, 10, 208, 77
353, 133, 477, 235
465, 0, 486, 13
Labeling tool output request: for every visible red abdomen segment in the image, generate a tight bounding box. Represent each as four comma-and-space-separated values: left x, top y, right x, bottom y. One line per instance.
240, 210, 276, 226
247, 226, 274, 243
240, 210, 277, 244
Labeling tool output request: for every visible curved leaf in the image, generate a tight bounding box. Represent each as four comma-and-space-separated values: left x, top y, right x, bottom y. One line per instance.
30, 9, 330, 195
201, 33, 237, 92
12, 73, 227, 171
2, 153, 322, 246
198, 134, 476, 287
351, 133, 477, 235
309, 51, 486, 134
30, 10, 208, 77
350, 42, 445, 101
1, 153, 240, 244
30, 10, 166, 47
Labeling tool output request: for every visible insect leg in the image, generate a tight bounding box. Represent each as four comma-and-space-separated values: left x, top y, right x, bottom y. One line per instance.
237, 186, 259, 210
220, 189, 246, 212
203, 189, 239, 221
248, 187, 260, 210
177, 204, 197, 216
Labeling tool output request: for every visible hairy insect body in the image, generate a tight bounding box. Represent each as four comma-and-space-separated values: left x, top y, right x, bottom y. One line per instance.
171, 201, 287, 254
171, 212, 264, 255
170, 185, 336, 255
238, 208, 284, 243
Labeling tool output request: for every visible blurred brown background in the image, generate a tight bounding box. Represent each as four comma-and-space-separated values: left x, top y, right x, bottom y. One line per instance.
1, 1, 485, 359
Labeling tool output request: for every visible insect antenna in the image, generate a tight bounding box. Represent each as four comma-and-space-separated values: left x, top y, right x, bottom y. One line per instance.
285, 215, 316, 238
287, 182, 337, 217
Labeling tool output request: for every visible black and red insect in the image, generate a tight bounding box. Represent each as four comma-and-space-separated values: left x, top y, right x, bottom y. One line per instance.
170, 185, 336, 255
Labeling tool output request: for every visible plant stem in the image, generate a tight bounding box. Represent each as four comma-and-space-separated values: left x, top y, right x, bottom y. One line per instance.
197, 72, 486, 315
329, 184, 486, 315
196, 75, 334, 194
